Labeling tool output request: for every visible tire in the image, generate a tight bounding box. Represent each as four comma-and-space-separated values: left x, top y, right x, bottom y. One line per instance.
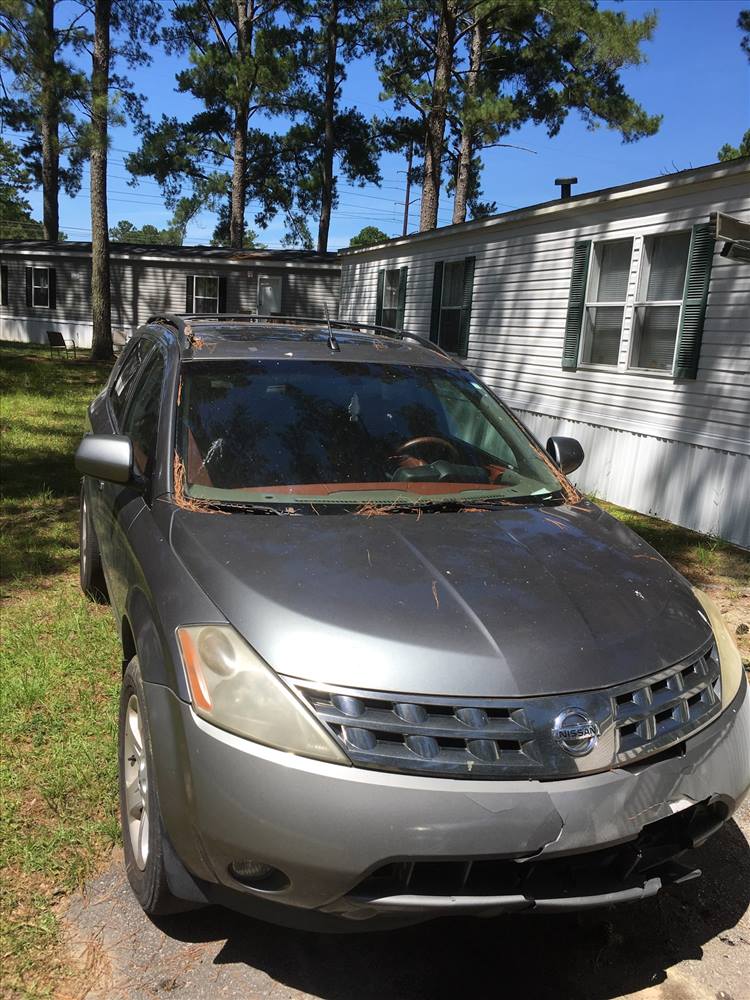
119, 657, 191, 916
79, 481, 109, 603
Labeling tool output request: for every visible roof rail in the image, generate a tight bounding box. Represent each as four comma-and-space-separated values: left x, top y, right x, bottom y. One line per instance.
144, 313, 451, 358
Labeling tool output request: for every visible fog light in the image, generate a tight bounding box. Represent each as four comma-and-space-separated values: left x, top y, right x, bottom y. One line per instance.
228, 860, 289, 889
230, 860, 274, 882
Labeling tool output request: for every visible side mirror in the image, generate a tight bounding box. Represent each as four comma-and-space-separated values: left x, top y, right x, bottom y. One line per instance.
75, 434, 133, 484
546, 436, 584, 476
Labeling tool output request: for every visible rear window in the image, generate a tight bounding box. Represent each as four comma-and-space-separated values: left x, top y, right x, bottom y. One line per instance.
177, 360, 562, 506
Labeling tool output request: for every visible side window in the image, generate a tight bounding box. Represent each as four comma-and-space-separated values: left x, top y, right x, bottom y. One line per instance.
375, 267, 407, 329
25, 265, 56, 309
258, 275, 282, 315
121, 351, 165, 480
630, 232, 691, 371
580, 238, 633, 367
110, 338, 155, 425
429, 256, 476, 357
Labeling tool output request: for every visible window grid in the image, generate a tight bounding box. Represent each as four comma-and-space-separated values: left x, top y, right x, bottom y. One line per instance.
193, 275, 219, 314
628, 232, 691, 373
579, 239, 632, 369
32, 267, 50, 308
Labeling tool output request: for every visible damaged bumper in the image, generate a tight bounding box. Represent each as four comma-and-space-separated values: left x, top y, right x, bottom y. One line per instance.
148, 678, 750, 922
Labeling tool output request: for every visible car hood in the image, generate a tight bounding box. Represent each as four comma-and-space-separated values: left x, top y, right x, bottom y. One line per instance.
169, 500, 711, 698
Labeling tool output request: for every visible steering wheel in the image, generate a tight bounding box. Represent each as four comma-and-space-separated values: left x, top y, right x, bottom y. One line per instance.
395, 436, 460, 464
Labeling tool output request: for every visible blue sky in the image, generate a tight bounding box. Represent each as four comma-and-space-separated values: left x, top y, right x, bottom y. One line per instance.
20, 0, 750, 249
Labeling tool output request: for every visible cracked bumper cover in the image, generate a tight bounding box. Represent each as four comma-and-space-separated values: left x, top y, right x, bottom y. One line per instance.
148, 678, 750, 918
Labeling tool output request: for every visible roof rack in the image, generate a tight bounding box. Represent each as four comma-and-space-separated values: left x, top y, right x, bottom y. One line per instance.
144, 313, 451, 358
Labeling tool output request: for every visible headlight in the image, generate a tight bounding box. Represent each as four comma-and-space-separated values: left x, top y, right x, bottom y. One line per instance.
692, 588, 747, 709
176, 624, 349, 765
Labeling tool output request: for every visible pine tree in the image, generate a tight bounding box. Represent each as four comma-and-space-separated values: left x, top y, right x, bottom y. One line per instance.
0, 0, 86, 241
289, 0, 380, 252
76, 0, 161, 360
376, 0, 661, 231
128, 1, 299, 250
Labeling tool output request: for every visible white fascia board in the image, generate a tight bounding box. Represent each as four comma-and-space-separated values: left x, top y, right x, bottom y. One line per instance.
0, 248, 341, 270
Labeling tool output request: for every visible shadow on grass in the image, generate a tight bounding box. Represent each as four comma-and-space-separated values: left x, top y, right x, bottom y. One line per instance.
0, 343, 113, 589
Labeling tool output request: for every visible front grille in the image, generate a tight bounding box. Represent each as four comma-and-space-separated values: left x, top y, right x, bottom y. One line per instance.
288, 643, 721, 779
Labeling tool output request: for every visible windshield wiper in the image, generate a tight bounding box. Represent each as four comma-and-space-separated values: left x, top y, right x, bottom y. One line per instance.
353, 492, 564, 514
204, 500, 296, 515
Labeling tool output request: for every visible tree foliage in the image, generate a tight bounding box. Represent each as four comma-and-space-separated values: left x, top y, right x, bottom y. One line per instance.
349, 224, 389, 247
0, 0, 87, 239
0, 138, 44, 239
375, 0, 661, 229
127, 0, 301, 249
109, 218, 184, 244
718, 11, 749, 162
288, 0, 381, 251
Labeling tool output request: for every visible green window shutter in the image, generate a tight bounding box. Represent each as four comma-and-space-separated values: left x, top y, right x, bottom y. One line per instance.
25, 266, 32, 307
1, 265, 8, 306
673, 223, 715, 380
217, 274, 227, 313
562, 240, 591, 371
429, 261, 444, 344
185, 275, 194, 313
458, 256, 476, 358
48, 267, 56, 310
396, 266, 408, 329
375, 269, 385, 325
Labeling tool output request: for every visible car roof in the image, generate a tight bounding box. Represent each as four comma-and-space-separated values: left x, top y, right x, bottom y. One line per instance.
141, 314, 460, 368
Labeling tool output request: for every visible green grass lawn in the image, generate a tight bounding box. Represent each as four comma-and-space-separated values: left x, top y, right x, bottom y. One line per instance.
1, 343, 120, 999
0, 341, 748, 998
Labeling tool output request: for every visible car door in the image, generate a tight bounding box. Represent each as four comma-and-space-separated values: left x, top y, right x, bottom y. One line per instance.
103, 346, 165, 618
89, 337, 156, 573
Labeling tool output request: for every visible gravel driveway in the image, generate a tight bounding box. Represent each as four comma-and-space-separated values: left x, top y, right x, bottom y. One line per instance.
63, 797, 750, 1000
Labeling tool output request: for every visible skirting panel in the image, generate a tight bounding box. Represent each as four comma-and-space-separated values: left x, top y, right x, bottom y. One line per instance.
517, 409, 750, 549
0, 316, 132, 349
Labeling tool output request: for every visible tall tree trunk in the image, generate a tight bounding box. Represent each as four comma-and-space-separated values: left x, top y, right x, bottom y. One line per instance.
452, 15, 484, 225
317, 0, 339, 253
40, 0, 60, 241
90, 0, 112, 360
229, 0, 251, 249
419, 0, 456, 232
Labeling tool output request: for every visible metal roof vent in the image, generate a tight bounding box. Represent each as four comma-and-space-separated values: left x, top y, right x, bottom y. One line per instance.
554, 177, 578, 199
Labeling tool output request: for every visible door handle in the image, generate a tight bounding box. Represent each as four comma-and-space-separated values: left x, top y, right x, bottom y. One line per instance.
98, 480, 104, 492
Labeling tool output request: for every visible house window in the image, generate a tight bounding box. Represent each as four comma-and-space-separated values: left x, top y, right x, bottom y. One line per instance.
193, 275, 219, 313
258, 275, 282, 315
580, 239, 632, 366
33, 267, 50, 307
630, 232, 691, 371
24, 265, 56, 309
376, 267, 407, 328
430, 256, 476, 357
0, 265, 8, 306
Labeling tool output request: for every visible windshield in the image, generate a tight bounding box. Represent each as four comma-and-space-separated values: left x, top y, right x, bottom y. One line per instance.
177, 360, 563, 506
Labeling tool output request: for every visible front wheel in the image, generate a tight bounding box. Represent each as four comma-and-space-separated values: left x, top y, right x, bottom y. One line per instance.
119, 658, 192, 915
79, 482, 108, 603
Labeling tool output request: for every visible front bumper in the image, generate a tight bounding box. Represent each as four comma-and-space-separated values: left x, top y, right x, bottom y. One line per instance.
147, 678, 750, 922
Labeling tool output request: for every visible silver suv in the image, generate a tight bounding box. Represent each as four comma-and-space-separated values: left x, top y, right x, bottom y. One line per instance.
75, 315, 750, 928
